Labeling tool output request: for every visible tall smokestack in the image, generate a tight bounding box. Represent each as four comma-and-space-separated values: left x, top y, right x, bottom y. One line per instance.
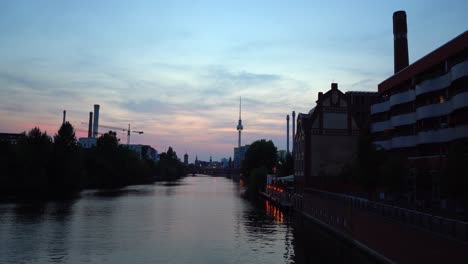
393, 10, 409, 73
88, 112, 93, 138
292, 111, 295, 152
93, 104, 100, 138
62, 110, 66, 125
286, 114, 290, 154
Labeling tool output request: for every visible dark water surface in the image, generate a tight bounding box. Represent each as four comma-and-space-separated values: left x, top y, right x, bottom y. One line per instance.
0, 176, 373, 264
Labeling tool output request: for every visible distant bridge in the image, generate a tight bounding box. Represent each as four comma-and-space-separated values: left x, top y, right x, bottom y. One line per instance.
190, 168, 240, 177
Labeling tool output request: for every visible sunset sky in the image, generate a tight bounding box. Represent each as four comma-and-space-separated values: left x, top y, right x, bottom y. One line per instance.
1, 0, 467, 162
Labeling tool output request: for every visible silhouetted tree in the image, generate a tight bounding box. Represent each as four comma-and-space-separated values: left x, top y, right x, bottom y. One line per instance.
15, 127, 53, 194
49, 122, 83, 194
155, 146, 185, 180
242, 139, 277, 175
97, 131, 119, 151
242, 139, 277, 196
54, 122, 77, 150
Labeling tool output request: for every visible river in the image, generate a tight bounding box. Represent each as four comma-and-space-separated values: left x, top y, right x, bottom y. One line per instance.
0, 175, 375, 264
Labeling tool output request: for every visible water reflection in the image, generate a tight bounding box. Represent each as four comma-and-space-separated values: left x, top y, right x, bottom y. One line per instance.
265, 200, 285, 223
0, 177, 377, 264
2, 201, 76, 264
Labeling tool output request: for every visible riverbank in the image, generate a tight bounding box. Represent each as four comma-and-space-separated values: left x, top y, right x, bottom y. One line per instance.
291, 189, 468, 263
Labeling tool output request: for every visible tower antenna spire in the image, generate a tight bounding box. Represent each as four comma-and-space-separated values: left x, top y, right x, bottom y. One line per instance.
239, 96, 242, 120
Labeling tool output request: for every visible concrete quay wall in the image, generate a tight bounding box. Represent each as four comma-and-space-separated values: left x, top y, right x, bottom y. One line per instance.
295, 189, 468, 263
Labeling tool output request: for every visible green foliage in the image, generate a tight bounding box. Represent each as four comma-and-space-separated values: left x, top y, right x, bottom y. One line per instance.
245, 166, 268, 198
155, 146, 185, 180
242, 139, 277, 175
54, 122, 77, 150
97, 130, 119, 151
241, 139, 277, 196
84, 131, 155, 188
1, 125, 184, 199
8, 127, 53, 195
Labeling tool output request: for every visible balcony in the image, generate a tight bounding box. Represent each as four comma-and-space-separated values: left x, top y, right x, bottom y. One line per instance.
452, 91, 468, 111
371, 100, 390, 114
389, 89, 415, 107
371, 120, 391, 133
417, 129, 452, 144
452, 60, 468, 81
416, 102, 451, 120
453, 125, 468, 140
373, 140, 391, 150
391, 112, 415, 127
374, 125, 468, 150
415, 73, 451, 96
392, 135, 417, 149
417, 125, 468, 144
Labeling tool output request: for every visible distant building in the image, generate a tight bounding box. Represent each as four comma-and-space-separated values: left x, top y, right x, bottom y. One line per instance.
294, 83, 361, 192
0, 133, 22, 144
221, 158, 229, 168
184, 153, 188, 165
128, 144, 158, 160
78, 137, 97, 148
234, 145, 249, 169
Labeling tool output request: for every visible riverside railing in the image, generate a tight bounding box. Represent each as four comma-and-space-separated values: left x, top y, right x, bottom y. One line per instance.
303, 188, 468, 242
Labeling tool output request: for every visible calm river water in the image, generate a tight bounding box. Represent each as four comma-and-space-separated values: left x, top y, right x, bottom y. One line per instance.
0, 175, 373, 264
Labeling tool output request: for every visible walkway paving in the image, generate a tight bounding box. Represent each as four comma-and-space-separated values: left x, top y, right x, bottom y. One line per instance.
302, 192, 468, 263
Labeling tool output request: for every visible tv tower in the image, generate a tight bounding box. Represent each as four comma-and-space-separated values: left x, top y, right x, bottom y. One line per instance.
236, 97, 243, 147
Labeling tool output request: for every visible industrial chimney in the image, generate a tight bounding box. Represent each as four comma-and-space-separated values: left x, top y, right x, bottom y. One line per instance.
393, 10, 409, 73
286, 114, 290, 154
292, 111, 295, 152
62, 110, 66, 125
88, 112, 93, 138
93, 104, 100, 138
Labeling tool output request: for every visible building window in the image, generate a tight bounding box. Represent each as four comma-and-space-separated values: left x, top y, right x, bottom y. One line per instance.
439, 95, 445, 104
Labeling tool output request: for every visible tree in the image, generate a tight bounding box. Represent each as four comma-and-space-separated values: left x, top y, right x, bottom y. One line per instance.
50, 122, 83, 193
19, 127, 52, 146
54, 122, 77, 150
155, 146, 185, 180
97, 131, 119, 151
242, 139, 277, 175
15, 127, 53, 194
241, 139, 277, 196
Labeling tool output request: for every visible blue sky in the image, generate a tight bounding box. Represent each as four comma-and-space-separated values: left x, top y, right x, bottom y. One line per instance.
1, 0, 467, 162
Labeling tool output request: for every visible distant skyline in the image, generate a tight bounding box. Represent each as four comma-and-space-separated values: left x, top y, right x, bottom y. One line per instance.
1, 1, 467, 162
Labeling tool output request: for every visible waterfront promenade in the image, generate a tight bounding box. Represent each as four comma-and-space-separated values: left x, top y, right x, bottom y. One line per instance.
298, 189, 468, 263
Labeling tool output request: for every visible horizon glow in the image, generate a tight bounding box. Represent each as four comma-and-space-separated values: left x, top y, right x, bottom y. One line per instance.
1, 0, 467, 162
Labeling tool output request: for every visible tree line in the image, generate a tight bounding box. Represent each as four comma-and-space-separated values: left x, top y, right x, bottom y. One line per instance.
0, 122, 186, 199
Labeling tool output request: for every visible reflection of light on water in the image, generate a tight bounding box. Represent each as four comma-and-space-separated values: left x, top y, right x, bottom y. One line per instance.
264, 200, 294, 263
265, 200, 284, 223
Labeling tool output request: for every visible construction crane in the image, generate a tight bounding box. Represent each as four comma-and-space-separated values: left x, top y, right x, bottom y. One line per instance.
99, 124, 144, 146
81, 122, 143, 146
